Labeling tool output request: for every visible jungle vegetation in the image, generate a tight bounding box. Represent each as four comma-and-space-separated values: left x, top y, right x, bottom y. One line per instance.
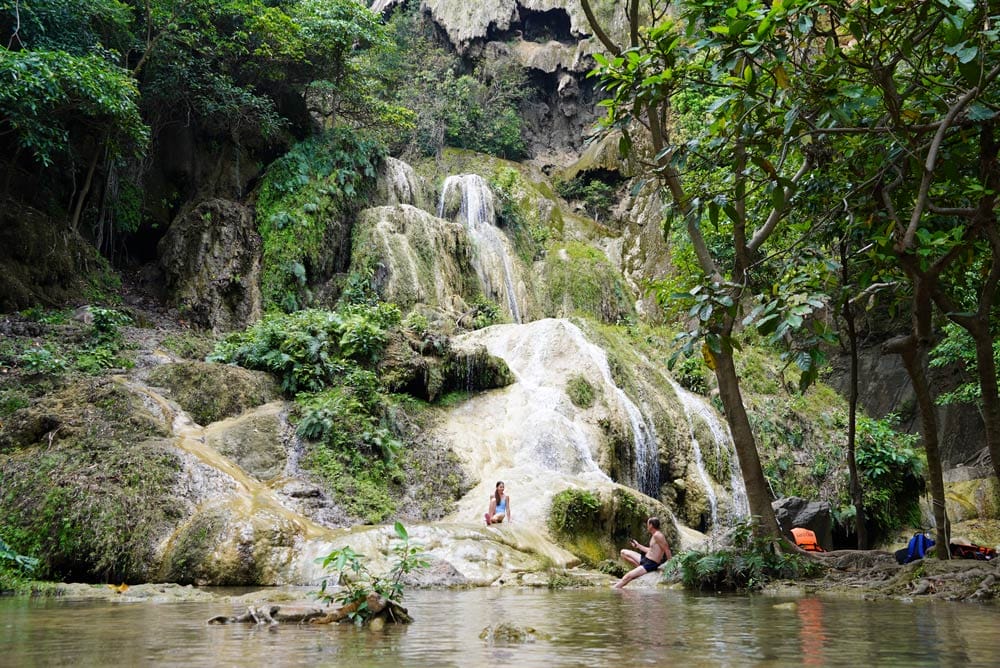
582, 0, 1000, 553
1, 0, 998, 578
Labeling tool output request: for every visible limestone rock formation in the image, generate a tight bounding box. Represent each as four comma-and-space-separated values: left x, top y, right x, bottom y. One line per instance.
157, 199, 263, 332
352, 204, 479, 315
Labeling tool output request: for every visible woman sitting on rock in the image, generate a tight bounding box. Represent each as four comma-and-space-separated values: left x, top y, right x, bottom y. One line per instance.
485, 481, 511, 526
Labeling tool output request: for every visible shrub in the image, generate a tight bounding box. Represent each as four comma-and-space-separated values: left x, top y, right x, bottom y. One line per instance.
470, 296, 503, 330
548, 489, 602, 537
255, 129, 385, 312
18, 347, 69, 375
566, 375, 596, 409
669, 520, 821, 591
674, 355, 709, 394
853, 414, 925, 538
314, 522, 428, 624
208, 304, 398, 395
0, 537, 39, 592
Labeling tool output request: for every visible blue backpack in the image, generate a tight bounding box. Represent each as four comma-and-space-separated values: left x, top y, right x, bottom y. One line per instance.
900, 533, 934, 564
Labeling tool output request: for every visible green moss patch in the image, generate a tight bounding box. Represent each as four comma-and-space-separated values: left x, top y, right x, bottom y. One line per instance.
0, 379, 182, 582
547, 487, 675, 566
539, 243, 634, 323
146, 361, 279, 426
566, 374, 596, 408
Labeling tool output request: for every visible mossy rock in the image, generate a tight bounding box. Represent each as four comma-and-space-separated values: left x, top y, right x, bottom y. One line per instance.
160, 505, 298, 585
0, 203, 118, 311
443, 344, 515, 396
204, 402, 288, 481
945, 476, 1000, 522
547, 487, 676, 566
0, 379, 182, 581
146, 361, 279, 425
537, 242, 634, 324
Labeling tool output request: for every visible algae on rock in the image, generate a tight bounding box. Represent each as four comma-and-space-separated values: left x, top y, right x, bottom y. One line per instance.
145, 361, 279, 426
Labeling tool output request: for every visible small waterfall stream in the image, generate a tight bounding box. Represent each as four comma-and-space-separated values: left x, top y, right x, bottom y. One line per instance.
668, 378, 750, 525
380, 156, 422, 208
560, 323, 660, 498
438, 174, 523, 323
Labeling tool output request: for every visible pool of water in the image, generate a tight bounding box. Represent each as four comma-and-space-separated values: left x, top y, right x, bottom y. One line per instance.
1, 588, 998, 666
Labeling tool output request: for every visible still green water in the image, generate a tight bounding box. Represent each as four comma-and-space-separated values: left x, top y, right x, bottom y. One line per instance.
1, 587, 997, 667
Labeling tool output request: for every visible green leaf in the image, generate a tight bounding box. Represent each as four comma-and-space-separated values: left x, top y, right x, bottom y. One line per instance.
967, 103, 996, 121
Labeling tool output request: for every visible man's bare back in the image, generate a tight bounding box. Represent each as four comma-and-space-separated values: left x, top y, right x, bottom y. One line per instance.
613, 517, 672, 589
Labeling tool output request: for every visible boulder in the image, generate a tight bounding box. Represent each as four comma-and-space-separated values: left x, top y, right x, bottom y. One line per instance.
157, 199, 263, 332
773, 496, 833, 551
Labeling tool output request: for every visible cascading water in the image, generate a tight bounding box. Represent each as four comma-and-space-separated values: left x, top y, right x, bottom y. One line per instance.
381, 156, 422, 208
560, 323, 660, 498
668, 378, 750, 525
122, 377, 582, 586
438, 174, 523, 323
669, 379, 719, 527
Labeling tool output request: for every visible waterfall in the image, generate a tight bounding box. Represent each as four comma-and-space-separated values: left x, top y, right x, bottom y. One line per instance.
438, 174, 522, 323
668, 379, 750, 525
561, 323, 660, 497
669, 379, 719, 527
381, 156, 422, 208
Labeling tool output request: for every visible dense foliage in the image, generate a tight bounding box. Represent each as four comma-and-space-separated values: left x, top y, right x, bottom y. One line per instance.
378, 4, 528, 159
209, 302, 407, 522
585, 0, 1000, 542
0, 0, 396, 255
670, 520, 820, 591
254, 128, 385, 312
0, 536, 38, 592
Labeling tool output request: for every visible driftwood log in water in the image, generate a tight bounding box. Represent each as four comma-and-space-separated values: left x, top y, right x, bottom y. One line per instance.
207, 594, 412, 626
309, 592, 413, 624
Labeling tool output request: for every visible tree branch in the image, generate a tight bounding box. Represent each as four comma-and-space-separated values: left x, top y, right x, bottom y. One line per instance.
747, 157, 811, 253
579, 0, 621, 56
904, 64, 1000, 247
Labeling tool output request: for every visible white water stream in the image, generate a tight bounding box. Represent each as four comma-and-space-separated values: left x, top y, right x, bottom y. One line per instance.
560, 323, 660, 497
668, 378, 750, 526
438, 174, 523, 323
439, 319, 675, 536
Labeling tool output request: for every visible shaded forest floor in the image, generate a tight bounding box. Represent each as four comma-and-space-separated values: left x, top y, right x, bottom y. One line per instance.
776, 549, 1000, 603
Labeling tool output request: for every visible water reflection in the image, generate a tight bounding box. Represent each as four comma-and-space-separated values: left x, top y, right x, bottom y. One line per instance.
2, 588, 999, 667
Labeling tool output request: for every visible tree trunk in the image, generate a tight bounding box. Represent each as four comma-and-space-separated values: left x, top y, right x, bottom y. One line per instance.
713, 345, 782, 540
840, 241, 867, 549
844, 297, 866, 549
884, 333, 950, 559
971, 324, 1000, 485
70, 143, 103, 234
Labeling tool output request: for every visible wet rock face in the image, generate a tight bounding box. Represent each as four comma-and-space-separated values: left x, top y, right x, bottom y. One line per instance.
145, 361, 279, 426
157, 198, 263, 333
371, 0, 609, 163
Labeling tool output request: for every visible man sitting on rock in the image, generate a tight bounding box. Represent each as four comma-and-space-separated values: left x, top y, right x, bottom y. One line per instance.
613, 517, 672, 589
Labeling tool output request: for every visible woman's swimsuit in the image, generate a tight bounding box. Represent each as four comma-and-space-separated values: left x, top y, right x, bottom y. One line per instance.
639, 555, 663, 572
495, 497, 507, 515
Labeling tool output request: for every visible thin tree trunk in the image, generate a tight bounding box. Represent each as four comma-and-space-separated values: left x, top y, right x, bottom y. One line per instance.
70, 143, 103, 233
971, 325, 1000, 485
839, 240, 867, 549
